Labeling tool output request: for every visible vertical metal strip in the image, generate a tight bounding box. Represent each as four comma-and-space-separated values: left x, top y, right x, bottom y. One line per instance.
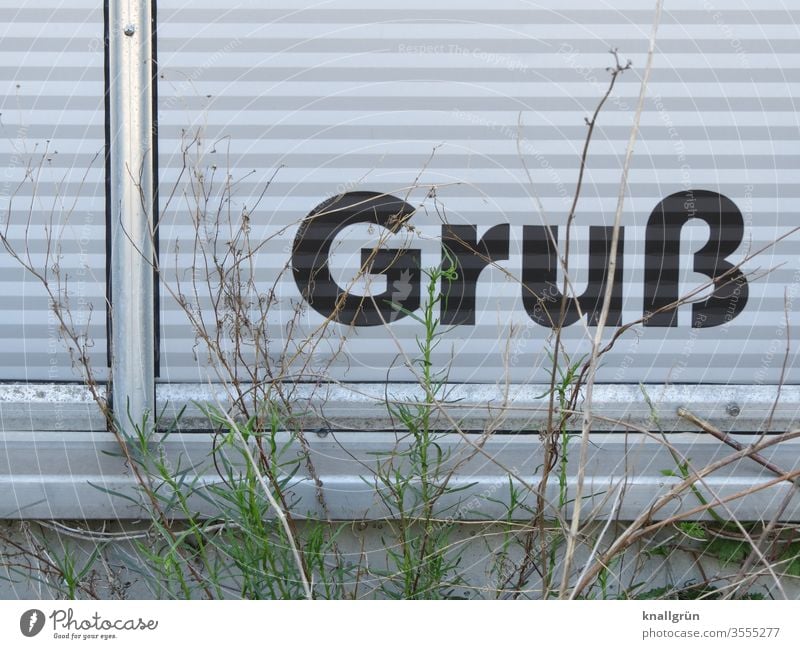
104, 0, 111, 373
151, 0, 160, 378
108, 0, 155, 427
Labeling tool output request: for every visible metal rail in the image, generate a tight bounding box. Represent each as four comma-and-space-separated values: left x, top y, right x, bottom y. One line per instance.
108, 0, 155, 430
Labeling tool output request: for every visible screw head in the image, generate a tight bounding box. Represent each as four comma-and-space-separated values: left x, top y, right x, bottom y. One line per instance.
123, 24, 136, 36
726, 402, 741, 417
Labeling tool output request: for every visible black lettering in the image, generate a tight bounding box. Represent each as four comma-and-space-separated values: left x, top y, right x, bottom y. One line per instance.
643, 189, 748, 327
440, 224, 510, 325
292, 191, 421, 326
521, 226, 624, 327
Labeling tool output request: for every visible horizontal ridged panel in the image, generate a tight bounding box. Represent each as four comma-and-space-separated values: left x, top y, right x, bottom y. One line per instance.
157, 0, 800, 384
0, 0, 107, 381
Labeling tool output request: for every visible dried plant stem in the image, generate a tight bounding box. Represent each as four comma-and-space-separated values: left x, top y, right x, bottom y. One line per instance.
560, 0, 664, 599
571, 427, 800, 597
677, 408, 799, 485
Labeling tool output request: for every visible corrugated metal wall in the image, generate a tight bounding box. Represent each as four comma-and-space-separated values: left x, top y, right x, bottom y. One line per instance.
0, 2, 797, 385
0, 1, 799, 523
0, 1, 107, 380
155, 0, 800, 385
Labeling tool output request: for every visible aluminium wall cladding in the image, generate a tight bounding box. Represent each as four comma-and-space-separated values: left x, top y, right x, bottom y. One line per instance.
0, 2, 797, 386
155, 0, 800, 386
1, 1, 800, 522
0, 1, 107, 381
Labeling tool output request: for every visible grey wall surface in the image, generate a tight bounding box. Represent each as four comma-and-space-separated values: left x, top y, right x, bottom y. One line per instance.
2, 1, 800, 526
155, 0, 800, 385
0, 1, 107, 380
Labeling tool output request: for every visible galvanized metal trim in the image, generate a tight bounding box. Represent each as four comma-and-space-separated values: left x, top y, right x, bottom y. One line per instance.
0, 430, 798, 521
108, 0, 155, 426
0, 384, 105, 432
156, 382, 800, 434
2, 382, 799, 433
1, 382, 799, 520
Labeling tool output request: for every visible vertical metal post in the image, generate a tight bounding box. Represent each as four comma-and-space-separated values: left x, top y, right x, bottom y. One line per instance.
108, 0, 155, 428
